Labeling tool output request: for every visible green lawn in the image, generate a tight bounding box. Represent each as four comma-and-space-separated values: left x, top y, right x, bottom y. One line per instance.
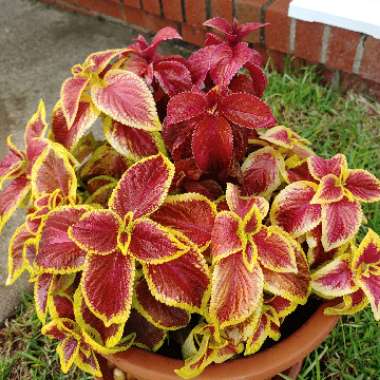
1, 63, 379, 380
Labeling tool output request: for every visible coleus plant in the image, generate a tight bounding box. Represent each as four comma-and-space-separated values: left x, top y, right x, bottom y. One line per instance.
1, 17, 380, 380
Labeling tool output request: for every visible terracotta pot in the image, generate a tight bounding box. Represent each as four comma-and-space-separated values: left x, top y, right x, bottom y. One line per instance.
98, 301, 338, 380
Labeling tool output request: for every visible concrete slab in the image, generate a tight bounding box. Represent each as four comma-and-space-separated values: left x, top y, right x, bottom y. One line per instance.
0, 0, 187, 322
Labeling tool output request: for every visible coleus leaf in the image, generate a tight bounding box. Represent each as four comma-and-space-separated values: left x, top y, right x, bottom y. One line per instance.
109, 154, 174, 219
6, 224, 33, 285
83, 48, 131, 74
324, 289, 368, 316
211, 211, 245, 262
73, 289, 128, 350
34, 273, 54, 323
0, 137, 24, 187
69, 209, 122, 255
209, 253, 264, 328
271, 181, 322, 237
209, 42, 253, 87
57, 336, 80, 373
129, 218, 189, 264
151, 193, 217, 251
321, 197, 362, 251
192, 114, 233, 173
35, 206, 89, 273
154, 60, 192, 96
85, 183, 116, 207
60, 76, 90, 128
252, 226, 297, 273
104, 118, 163, 160
31, 144, 77, 199
51, 100, 99, 150
134, 278, 190, 330
352, 229, 380, 320
166, 92, 207, 126
143, 248, 210, 313
311, 255, 357, 298
91, 69, 161, 131
310, 174, 344, 204
225, 183, 269, 220
307, 154, 347, 181
0, 175, 30, 233
262, 240, 311, 304
219, 93, 276, 129
24, 100, 49, 165
79, 144, 128, 180
144, 26, 182, 57
241, 147, 284, 198
344, 169, 380, 203
125, 309, 166, 351
82, 249, 135, 326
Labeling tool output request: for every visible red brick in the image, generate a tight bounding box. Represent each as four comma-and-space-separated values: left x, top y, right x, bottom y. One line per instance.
266, 0, 291, 53
294, 21, 324, 63
360, 37, 380, 83
235, 0, 267, 43
267, 49, 286, 72
124, 0, 141, 8
326, 27, 360, 72
211, 0, 233, 21
185, 0, 207, 25
125, 6, 177, 32
182, 24, 206, 46
162, 0, 183, 21
73, 0, 124, 19
142, 0, 161, 15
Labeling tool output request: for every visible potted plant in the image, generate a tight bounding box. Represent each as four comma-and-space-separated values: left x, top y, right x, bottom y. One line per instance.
2, 17, 380, 380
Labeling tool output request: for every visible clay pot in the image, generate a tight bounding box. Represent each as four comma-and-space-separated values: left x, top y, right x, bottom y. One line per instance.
99, 302, 338, 380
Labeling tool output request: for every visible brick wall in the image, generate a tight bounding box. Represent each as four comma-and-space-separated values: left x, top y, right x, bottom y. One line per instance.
40, 0, 380, 99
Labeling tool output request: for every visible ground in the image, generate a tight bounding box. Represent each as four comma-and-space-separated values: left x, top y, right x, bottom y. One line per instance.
1, 0, 380, 379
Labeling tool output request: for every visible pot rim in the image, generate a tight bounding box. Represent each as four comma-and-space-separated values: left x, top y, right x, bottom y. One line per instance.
107, 301, 339, 380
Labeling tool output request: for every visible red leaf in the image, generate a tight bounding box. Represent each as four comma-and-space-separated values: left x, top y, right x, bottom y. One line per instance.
146, 27, 182, 57
321, 197, 362, 251
60, 76, 89, 128
109, 154, 174, 219
34, 273, 54, 322
308, 154, 347, 181
245, 62, 267, 98
192, 115, 233, 172
0, 176, 30, 232
151, 193, 216, 249
220, 93, 275, 129
203, 17, 232, 34
129, 218, 188, 263
104, 119, 160, 160
241, 147, 283, 197
36, 207, 88, 273
69, 210, 121, 255
135, 278, 190, 330
210, 42, 253, 87
52, 101, 99, 150
82, 251, 134, 326
344, 169, 380, 203
211, 211, 244, 262
166, 92, 207, 126
253, 226, 297, 273
210, 253, 263, 328
125, 309, 166, 351
154, 60, 192, 96
271, 181, 321, 237
144, 249, 210, 312
311, 256, 356, 297
263, 242, 310, 304
91, 69, 160, 131
6, 224, 33, 285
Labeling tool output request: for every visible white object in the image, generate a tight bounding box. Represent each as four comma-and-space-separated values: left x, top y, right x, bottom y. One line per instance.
288, 0, 380, 39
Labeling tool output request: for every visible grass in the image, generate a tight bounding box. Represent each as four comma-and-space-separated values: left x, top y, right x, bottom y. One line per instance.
1, 63, 380, 379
